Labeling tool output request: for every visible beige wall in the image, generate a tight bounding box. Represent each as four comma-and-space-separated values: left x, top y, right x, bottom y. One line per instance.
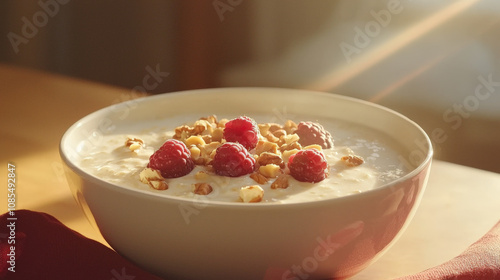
1, 0, 499, 172
219, 0, 500, 172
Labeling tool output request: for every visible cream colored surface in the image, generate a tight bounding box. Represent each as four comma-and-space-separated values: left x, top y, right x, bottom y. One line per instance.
1, 64, 499, 279
355, 162, 500, 279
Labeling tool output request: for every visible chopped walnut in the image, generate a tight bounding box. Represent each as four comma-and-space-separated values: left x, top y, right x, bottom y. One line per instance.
303, 144, 323, 151
255, 140, 279, 155
194, 157, 209, 166
139, 168, 168, 190
192, 119, 213, 135
125, 136, 144, 151
173, 125, 193, 141
279, 141, 302, 153
200, 115, 218, 125
271, 174, 289, 189
268, 123, 283, 133
257, 152, 284, 168
202, 141, 222, 159
204, 165, 215, 173
185, 135, 206, 147
193, 183, 213, 195
283, 120, 297, 134
259, 164, 282, 178
189, 146, 202, 163
272, 129, 287, 139
265, 133, 280, 143
258, 123, 271, 137
281, 149, 300, 165
341, 155, 365, 167
279, 133, 300, 146
201, 135, 212, 144
217, 118, 229, 128
211, 127, 224, 142
250, 172, 269, 184
239, 185, 264, 203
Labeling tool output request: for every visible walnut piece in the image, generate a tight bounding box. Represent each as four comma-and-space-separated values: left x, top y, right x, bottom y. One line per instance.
255, 140, 279, 155
239, 185, 264, 203
258, 164, 282, 178
139, 168, 168, 190
173, 125, 193, 141
192, 119, 212, 135
279, 141, 302, 153
283, 120, 297, 134
281, 149, 300, 165
200, 115, 218, 125
193, 183, 213, 195
185, 135, 206, 147
250, 172, 268, 184
303, 144, 322, 151
258, 123, 271, 136
268, 123, 283, 133
271, 174, 289, 189
125, 136, 144, 151
272, 129, 287, 139
341, 155, 365, 167
257, 152, 284, 168
265, 133, 280, 143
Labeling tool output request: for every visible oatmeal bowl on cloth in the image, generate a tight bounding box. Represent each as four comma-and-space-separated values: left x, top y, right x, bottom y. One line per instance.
60, 87, 433, 280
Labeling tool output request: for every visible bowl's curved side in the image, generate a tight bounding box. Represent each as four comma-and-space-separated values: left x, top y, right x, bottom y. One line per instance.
61, 158, 431, 280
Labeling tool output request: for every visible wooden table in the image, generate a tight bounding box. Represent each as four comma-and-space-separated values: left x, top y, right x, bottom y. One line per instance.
1, 64, 499, 279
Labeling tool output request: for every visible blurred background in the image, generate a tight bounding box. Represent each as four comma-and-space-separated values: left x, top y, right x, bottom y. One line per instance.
1, 0, 499, 172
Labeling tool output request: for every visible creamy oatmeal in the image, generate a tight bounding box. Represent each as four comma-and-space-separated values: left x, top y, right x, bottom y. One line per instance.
78, 115, 407, 203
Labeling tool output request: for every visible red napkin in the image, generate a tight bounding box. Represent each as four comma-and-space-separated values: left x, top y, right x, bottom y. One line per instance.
396, 219, 500, 280
0, 210, 163, 280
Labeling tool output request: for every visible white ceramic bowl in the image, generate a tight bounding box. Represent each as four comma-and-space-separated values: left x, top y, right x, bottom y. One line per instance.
60, 88, 432, 280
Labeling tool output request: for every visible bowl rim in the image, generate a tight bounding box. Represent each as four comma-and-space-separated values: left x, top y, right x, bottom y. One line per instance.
59, 87, 433, 209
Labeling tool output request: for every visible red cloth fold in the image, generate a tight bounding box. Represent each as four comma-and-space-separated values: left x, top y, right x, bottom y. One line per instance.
1, 210, 499, 280
0, 210, 163, 280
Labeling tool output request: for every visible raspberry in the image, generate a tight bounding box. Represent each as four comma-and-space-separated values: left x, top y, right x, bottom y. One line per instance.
223, 116, 259, 150
295, 121, 334, 149
212, 143, 256, 177
288, 149, 328, 183
147, 139, 195, 178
